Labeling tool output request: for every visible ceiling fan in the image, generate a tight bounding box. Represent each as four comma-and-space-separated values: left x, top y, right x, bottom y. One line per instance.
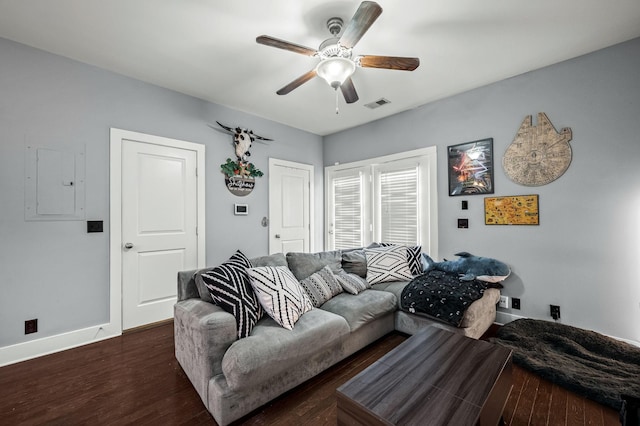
256, 1, 419, 108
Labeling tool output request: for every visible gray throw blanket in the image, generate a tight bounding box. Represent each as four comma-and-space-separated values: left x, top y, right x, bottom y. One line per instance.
491, 318, 640, 411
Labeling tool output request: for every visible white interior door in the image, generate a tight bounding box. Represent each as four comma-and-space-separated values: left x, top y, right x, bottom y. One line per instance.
121, 139, 199, 330
269, 159, 314, 254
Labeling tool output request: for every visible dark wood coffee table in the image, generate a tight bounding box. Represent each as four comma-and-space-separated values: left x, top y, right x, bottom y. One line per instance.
336, 326, 512, 425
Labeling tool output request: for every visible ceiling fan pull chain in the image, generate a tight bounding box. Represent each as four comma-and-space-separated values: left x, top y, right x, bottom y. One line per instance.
335, 88, 340, 114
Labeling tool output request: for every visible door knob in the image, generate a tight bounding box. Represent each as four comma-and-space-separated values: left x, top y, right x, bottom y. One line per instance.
124, 242, 134, 249
275, 234, 281, 239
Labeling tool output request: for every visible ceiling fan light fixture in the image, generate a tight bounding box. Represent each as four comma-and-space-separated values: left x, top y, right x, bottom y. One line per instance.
315, 57, 356, 89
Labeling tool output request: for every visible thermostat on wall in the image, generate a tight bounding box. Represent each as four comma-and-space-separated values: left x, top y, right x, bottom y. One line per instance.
234, 204, 249, 215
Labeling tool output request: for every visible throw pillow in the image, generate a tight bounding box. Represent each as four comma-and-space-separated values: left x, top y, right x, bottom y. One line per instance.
341, 249, 368, 278
298, 265, 343, 307
250, 252, 288, 267
378, 243, 423, 276
201, 250, 263, 339
335, 272, 370, 295
364, 245, 414, 285
247, 266, 313, 330
286, 251, 344, 281
193, 267, 215, 303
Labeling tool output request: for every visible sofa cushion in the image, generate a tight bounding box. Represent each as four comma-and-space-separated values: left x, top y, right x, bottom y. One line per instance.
286, 250, 344, 281
370, 280, 412, 308
341, 249, 367, 278
250, 252, 288, 267
221, 308, 350, 390
319, 290, 397, 332
200, 250, 264, 339
364, 245, 413, 284
247, 266, 313, 330
299, 265, 343, 307
335, 272, 370, 295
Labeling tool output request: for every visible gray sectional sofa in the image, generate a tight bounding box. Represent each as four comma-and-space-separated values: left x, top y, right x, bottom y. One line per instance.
174, 249, 501, 425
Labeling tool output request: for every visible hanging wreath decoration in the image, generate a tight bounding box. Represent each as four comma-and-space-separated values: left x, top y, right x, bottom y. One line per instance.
220, 158, 264, 178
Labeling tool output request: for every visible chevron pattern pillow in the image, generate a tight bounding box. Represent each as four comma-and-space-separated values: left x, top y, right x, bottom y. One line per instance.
364, 245, 414, 285
299, 265, 343, 307
248, 266, 313, 330
379, 243, 423, 275
201, 250, 263, 339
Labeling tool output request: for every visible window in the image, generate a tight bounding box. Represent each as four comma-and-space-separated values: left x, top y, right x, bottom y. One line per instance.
376, 163, 419, 246
332, 171, 365, 249
325, 147, 438, 257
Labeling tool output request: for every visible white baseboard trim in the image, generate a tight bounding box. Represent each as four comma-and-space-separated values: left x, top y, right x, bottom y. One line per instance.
0, 323, 120, 367
494, 311, 527, 325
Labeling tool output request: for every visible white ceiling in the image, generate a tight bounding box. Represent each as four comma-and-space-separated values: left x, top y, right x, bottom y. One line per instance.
1, 1, 639, 136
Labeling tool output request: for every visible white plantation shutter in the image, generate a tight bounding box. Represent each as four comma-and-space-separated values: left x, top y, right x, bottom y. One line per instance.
325, 147, 437, 256
378, 166, 419, 245
332, 172, 364, 250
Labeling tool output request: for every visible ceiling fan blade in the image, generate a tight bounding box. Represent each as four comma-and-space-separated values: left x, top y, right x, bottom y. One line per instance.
256, 35, 318, 56
276, 70, 317, 95
358, 55, 420, 71
339, 1, 383, 49
340, 78, 359, 104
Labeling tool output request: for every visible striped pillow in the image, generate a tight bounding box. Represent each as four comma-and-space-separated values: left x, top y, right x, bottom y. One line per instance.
247, 266, 313, 330
364, 245, 414, 285
201, 250, 263, 339
299, 265, 343, 307
335, 272, 370, 295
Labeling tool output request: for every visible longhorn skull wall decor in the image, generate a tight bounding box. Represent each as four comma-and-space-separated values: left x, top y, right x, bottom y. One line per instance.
215, 121, 272, 196
216, 121, 272, 162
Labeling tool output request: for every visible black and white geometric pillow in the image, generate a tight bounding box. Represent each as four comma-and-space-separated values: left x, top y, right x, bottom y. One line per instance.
379, 243, 423, 275
364, 245, 414, 285
299, 265, 343, 307
335, 272, 370, 295
247, 266, 314, 330
201, 250, 263, 339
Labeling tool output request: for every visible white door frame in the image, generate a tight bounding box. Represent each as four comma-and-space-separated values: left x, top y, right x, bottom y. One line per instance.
268, 158, 315, 254
109, 128, 205, 334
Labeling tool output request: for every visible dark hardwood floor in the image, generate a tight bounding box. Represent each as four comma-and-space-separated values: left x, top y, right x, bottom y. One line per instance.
0, 322, 620, 425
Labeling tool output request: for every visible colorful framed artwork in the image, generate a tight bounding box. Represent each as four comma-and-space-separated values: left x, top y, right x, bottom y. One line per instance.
447, 138, 494, 196
485, 195, 539, 225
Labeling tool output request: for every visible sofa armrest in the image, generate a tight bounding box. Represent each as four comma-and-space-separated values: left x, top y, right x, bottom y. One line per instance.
174, 299, 237, 407
459, 288, 501, 338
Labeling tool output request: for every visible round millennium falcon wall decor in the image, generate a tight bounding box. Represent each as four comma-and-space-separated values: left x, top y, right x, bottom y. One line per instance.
503, 112, 573, 186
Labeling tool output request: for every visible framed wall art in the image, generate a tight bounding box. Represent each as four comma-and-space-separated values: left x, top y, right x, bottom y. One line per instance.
447, 138, 494, 196
485, 194, 539, 225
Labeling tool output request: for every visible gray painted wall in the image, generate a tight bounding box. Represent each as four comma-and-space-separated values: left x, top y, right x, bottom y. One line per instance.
0, 38, 323, 347
2, 33, 639, 350
324, 37, 640, 344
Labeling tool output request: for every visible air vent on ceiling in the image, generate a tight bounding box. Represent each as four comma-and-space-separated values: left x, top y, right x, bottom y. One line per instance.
364, 98, 391, 109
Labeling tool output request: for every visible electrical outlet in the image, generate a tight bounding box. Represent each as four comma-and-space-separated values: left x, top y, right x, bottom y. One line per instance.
498, 295, 509, 309
25, 319, 38, 334
512, 298, 521, 310
550, 305, 561, 320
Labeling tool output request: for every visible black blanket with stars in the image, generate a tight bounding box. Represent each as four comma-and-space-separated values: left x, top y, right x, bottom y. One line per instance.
400, 270, 500, 327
